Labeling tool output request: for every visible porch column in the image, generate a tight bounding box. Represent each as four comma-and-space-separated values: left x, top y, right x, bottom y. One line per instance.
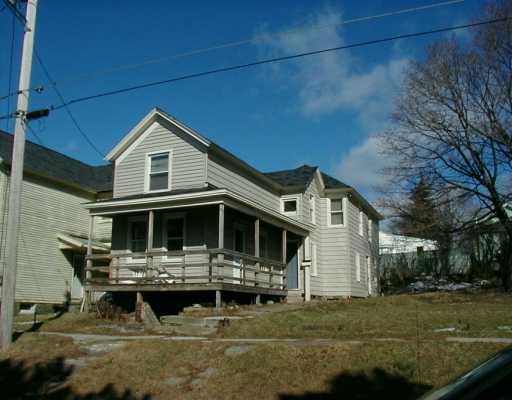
147, 210, 154, 274
147, 210, 154, 250
303, 237, 311, 302
83, 215, 95, 312
254, 218, 260, 288
282, 229, 287, 290
216, 204, 225, 311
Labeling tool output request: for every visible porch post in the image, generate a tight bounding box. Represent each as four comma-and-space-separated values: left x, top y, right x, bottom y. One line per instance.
254, 218, 260, 287
147, 210, 154, 250
303, 237, 311, 302
147, 210, 154, 275
217, 204, 224, 312
218, 204, 225, 281
282, 229, 287, 290
83, 215, 95, 312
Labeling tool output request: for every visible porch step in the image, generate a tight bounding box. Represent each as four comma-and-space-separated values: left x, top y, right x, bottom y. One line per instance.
286, 291, 304, 304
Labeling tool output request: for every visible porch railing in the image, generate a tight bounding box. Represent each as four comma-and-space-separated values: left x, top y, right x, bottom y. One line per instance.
85, 248, 287, 291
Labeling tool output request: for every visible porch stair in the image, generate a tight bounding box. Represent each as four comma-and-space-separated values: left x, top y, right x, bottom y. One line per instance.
286, 291, 304, 304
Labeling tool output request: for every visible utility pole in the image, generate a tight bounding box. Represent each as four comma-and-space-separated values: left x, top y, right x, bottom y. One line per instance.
0, 0, 38, 350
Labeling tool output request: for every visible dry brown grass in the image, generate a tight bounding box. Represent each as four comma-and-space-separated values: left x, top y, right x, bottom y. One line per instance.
220, 292, 512, 340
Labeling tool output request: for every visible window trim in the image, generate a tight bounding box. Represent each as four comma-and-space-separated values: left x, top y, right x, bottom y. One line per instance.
126, 215, 148, 253
281, 195, 300, 216
309, 194, 316, 224
144, 149, 172, 193
259, 230, 269, 259
368, 219, 373, 242
327, 197, 346, 227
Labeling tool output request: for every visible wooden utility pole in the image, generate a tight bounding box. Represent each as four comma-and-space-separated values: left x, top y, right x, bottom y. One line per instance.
0, 0, 38, 350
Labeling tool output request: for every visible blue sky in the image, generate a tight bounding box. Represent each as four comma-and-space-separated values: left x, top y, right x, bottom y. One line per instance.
0, 0, 484, 200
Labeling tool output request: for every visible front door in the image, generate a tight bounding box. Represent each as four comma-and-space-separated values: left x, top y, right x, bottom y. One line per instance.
286, 241, 299, 289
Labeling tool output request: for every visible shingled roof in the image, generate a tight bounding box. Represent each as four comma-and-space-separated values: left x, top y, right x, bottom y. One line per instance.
264, 164, 351, 190
0, 130, 113, 193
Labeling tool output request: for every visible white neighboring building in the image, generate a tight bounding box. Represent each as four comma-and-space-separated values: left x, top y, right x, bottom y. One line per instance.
379, 232, 437, 255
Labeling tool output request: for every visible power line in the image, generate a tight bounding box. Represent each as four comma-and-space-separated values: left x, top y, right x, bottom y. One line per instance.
47, 16, 509, 111
0, 0, 465, 101
26, 123, 44, 145
33, 50, 105, 158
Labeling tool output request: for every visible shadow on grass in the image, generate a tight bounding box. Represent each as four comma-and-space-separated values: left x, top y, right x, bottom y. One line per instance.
0, 357, 151, 399
280, 368, 432, 400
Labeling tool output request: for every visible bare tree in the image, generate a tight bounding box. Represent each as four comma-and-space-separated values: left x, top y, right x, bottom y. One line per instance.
380, 1, 512, 290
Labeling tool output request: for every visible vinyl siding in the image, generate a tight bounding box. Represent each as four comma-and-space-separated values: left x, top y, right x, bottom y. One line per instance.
316, 195, 352, 297
207, 154, 280, 211
346, 200, 379, 297
0, 170, 108, 304
114, 121, 207, 197
302, 177, 322, 295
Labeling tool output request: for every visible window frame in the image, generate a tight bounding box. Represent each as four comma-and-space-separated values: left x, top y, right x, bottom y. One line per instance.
368, 219, 373, 242
281, 195, 300, 216
233, 222, 248, 254
359, 210, 365, 236
144, 150, 172, 193
327, 197, 346, 227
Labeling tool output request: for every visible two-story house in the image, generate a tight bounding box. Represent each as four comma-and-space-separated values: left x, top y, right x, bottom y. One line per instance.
83, 108, 381, 308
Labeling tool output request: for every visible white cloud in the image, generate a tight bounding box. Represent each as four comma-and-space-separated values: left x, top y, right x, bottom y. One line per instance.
254, 7, 409, 130
335, 135, 393, 197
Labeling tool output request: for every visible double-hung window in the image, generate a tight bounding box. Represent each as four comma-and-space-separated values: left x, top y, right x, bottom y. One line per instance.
147, 152, 170, 192
329, 198, 344, 226
359, 211, 364, 236
129, 220, 147, 252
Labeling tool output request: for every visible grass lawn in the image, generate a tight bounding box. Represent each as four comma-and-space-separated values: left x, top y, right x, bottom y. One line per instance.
2, 292, 511, 399
0, 334, 507, 399
220, 292, 512, 340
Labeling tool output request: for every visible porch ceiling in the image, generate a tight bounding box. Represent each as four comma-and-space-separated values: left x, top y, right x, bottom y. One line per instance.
83, 188, 312, 236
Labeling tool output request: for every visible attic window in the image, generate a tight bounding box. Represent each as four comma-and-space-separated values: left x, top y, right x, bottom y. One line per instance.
281, 196, 299, 215
147, 152, 170, 192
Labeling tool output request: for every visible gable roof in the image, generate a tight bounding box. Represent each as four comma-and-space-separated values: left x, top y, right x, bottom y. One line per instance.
0, 130, 113, 193
263, 164, 350, 190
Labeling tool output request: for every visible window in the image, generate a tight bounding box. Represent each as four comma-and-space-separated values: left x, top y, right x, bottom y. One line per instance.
359, 211, 364, 236
355, 252, 361, 282
147, 152, 170, 192
128, 219, 147, 252
281, 196, 298, 215
259, 232, 268, 258
329, 198, 344, 226
368, 219, 373, 242
165, 217, 184, 251
311, 242, 318, 276
234, 227, 246, 253
309, 194, 316, 224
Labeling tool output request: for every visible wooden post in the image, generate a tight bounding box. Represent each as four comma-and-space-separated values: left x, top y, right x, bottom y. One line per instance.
282, 229, 287, 263
135, 291, 143, 322
147, 210, 154, 277
0, 0, 39, 350
282, 229, 287, 291
215, 290, 221, 310
255, 294, 261, 305
218, 204, 225, 281
83, 215, 95, 313
254, 218, 260, 287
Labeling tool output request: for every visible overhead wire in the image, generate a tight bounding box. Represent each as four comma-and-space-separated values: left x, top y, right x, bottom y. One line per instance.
33, 50, 105, 158
0, 0, 465, 101
45, 16, 510, 111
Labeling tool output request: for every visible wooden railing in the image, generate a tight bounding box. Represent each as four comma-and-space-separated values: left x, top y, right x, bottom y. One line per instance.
85, 248, 287, 290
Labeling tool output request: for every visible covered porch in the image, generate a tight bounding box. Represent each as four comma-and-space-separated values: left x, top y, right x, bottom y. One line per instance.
83, 192, 310, 307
